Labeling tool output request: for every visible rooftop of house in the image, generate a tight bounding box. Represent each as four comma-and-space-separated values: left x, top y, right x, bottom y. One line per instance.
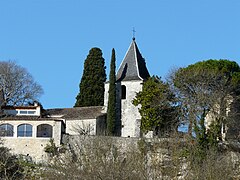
0, 115, 60, 121
0, 104, 105, 121
2, 105, 39, 110
116, 38, 150, 82
45, 106, 105, 120
1, 103, 41, 116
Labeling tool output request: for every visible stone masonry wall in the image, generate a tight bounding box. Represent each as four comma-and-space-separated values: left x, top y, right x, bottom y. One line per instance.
61, 135, 240, 179
0, 120, 63, 163
117, 80, 142, 137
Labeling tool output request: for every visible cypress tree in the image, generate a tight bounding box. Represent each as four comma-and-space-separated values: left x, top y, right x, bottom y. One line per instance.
106, 48, 116, 135
75, 48, 106, 107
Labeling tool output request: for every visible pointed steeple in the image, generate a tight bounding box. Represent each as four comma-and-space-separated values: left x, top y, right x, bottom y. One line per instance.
116, 38, 150, 81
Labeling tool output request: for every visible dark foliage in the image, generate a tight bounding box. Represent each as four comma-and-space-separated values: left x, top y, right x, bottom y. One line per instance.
75, 48, 106, 107
0, 146, 24, 179
133, 76, 179, 136
106, 49, 117, 135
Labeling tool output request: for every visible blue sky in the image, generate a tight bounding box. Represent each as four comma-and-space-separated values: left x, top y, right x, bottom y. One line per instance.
1, 0, 240, 109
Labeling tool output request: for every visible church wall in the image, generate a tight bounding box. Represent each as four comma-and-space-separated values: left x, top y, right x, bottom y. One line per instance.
103, 82, 109, 111
65, 119, 96, 135
118, 80, 143, 137
104, 80, 143, 137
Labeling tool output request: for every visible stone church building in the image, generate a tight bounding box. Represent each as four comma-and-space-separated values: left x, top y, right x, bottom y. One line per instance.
104, 37, 150, 137
0, 38, 150, 162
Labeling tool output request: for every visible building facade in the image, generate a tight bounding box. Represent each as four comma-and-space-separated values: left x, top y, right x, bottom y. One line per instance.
0, 104, 64, 162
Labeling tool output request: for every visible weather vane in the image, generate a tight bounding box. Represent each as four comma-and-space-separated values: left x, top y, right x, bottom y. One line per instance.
132, 27, 136, 40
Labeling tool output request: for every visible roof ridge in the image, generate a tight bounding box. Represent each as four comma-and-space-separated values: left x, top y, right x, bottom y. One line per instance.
116, 38, 150, 81
133, 40, 143, 81
47, 106, 103, 109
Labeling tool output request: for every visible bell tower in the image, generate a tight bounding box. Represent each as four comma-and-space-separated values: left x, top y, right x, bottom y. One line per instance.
115, 38, 150, 137
104, 38, 150, 137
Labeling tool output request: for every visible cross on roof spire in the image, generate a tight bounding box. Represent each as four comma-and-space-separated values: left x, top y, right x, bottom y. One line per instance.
132, 27, 136, 40
116, 37, 150, 81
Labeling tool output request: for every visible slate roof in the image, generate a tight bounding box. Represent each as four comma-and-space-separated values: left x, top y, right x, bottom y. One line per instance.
45, 106, 105, 120
116, 38, 150, 81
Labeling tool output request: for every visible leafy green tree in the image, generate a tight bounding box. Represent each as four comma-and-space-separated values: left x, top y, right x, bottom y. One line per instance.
75, 48, 106, 107
106, 49, 116, 135
44, 138, 59, 157
133, 76, 179, 136
170, 59, 240, 137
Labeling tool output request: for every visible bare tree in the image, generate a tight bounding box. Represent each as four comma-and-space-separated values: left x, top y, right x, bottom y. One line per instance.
70, 122, 95, 135
0, 61, 43, 106
42, 136, 148, 180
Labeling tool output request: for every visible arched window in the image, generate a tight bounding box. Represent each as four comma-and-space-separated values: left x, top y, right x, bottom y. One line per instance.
0, 124, 13, 137
121, 85, 126, 99
37, 124, 52, 138
17, 124, 32, 137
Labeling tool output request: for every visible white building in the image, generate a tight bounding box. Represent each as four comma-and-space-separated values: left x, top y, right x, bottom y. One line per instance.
0, 104, 64, 162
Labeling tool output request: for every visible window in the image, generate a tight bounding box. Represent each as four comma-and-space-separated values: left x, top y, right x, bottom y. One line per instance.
37, 124, 52, 138
0, 124, 13, 137
17, 124, 32, 137
121, 85, 126, 99
19, 111, 27, 114
27, 111, 36, 115
19, 110, 36, 115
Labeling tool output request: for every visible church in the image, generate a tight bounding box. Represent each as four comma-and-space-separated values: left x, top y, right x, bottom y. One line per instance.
104, 37, 150, 137
0, 38, 150, 162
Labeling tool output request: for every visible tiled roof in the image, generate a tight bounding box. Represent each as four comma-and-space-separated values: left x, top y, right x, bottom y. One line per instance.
0, 115, 58, 121
2, 106, 38, 110
45, 106, 105, 120
116, 38, 150, 81
0, 106, 105, 121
